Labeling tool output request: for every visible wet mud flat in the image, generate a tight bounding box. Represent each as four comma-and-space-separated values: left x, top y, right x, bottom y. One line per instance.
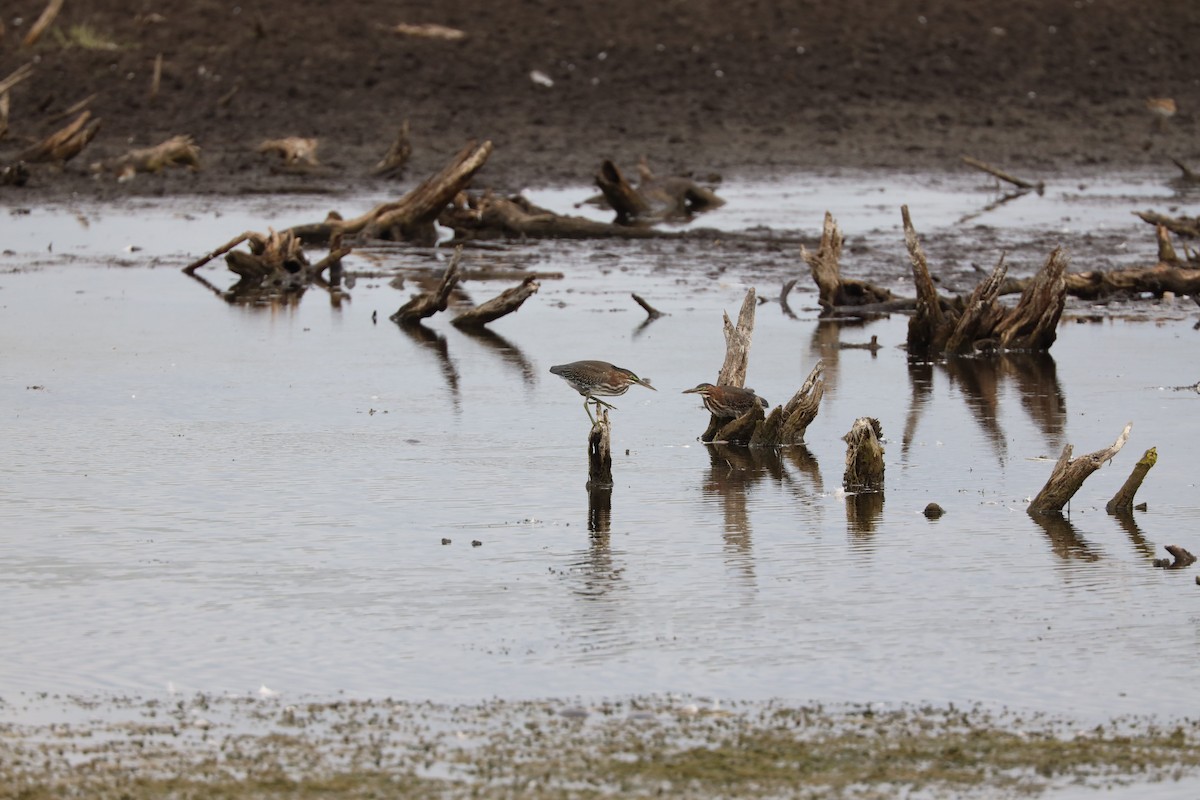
5, 692, 1200, 799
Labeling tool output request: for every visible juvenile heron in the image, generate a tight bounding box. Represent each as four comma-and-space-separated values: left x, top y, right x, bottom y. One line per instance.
550, 360, 656, 423
682, 382, 769, 419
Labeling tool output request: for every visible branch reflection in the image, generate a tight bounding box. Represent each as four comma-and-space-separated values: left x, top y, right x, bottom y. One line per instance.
397, 321, 461, 410
457, 325, 537, 387
906, 351, 1065, 464
1028, 511, 1101, 562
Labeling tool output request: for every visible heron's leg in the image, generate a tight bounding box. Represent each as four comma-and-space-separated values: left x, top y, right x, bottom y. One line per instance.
583, 395, 596, 425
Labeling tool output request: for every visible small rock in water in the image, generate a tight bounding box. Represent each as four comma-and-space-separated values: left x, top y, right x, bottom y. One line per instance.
923, 502, 946, 519
471, 539, 482, 547
441, 538, 452, 545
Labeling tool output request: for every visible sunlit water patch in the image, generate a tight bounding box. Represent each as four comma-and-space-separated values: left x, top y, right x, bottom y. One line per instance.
1, 173, 1198, 727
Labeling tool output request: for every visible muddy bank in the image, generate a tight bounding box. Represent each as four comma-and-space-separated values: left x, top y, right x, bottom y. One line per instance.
1, 0, 1198, 200
4, 692, 1200, 799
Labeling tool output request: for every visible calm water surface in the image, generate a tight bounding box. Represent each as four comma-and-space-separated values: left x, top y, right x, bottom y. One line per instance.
2, 170, 1198, 724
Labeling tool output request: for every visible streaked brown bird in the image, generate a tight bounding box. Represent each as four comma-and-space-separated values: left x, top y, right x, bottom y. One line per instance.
550, 360, 656, 423
682, 382, 769, 420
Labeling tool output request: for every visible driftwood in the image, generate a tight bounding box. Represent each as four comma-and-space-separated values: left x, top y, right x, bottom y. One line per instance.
1002, 260, 1200, 300
21, 0, 63, 47
440, 192, 687, 241
289, 140, 492, 246
258, 136, 319, 169
1028, 423, 1132, 514
631, 293, 664, 320
91, 134, 200, 180
0, 62, 35, 140
1153, 545, 1196, 569
1106, 447, 1156, 514
903, 206, 1066, 354
843, 417, 885, 492
389, 22, 467, 41
390, 248, 462, 325
19, 110, 100, 164
373, 120, 412, 178
451, 275, 540, 329
961, 155, 1044, 194
1134, 210, 1200, 239
801, 211, 895, 314
185, 227, 351, 303
594, 158, 724, 224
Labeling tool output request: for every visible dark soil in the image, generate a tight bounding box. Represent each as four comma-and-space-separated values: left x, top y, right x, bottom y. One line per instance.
2, 0, 1199, 201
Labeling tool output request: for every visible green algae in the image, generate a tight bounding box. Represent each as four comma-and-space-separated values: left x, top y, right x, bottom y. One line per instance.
3, 695, 1199, 799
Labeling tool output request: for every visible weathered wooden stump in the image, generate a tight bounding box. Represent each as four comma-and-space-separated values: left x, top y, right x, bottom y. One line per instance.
1029, 423, 1131, 514
842, 417, 885, 492
802, 211, 894, 315
1106, 447, 1156, 514
903, 205, 1066, 354
587, 408, 613, 490
691, 288, 826, 446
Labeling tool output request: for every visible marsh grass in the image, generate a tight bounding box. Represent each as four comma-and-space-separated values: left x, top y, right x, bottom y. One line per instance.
51, 24, 121, 51
3, 696, 1199, 799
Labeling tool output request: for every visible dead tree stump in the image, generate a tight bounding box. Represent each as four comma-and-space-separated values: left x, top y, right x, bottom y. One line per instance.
693, 288, 826, 446
700, 289, 757, 442
1029, 423, 1132, 514
902, 205, 948, 353
802, 211, 894, 315
903, 205, 1067, 354
752, 361, 826, 446
996, 248, 1067, 350
587, 408, 613, 489
843, 417, 885, 492
1106, 447, 1157, 514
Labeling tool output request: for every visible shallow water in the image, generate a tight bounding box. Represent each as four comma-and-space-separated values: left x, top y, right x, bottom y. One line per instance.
2, 170, 1198, 725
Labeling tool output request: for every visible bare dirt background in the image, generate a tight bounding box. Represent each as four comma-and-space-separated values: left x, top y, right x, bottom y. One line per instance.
2, 0, 1199, 200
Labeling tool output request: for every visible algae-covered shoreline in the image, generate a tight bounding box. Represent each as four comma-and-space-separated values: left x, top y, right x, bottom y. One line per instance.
4, 692, 1200, 798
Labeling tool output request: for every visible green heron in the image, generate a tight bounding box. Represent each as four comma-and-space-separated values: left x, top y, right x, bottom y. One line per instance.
550, 360, 656, 423
682, 382, 769, 419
